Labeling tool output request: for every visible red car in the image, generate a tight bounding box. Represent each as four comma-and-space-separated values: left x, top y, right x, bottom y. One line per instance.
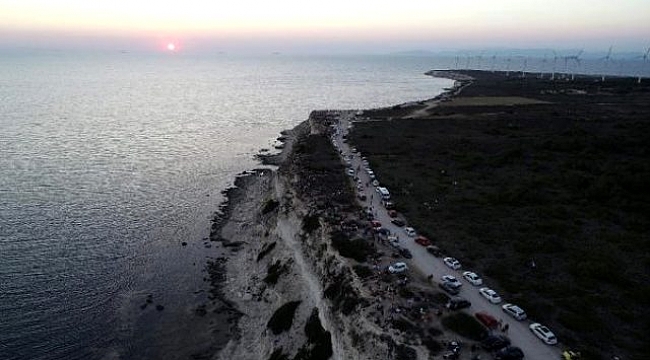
475, 312, 499, 329
414, 236, 431, 246
370, 220, 382, 229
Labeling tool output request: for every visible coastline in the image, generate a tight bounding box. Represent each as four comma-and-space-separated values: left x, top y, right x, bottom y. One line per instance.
206, 107, 458, 360
204, 67, 650, 359
204, 71, 493, 360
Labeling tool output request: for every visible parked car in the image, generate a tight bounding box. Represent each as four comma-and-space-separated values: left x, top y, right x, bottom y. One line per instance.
426, 245, 442, 257
370, 220, 381, 229
391, 218, 406, 227
377, 227, 390, 236
478, 287, 502, 304
481, 334, 511, 351
446, 297, 471, 310
443, 257, 461, 270
441, 275, 462, 288
502, 303, 527, 320
388, 235, 400, 248
399, 248, 413, 259
494, 346, 524, 360
529, 323, 558, 345
462, 271, 483, 286
475, 311, 499, 329
404, 227, 416, 237
415, 236, 431, 246
439, 282, 460, 295
357, 194, 367, 201
383, 201, 395, 210
346, 169, 355, 177
388, 262, 408, 274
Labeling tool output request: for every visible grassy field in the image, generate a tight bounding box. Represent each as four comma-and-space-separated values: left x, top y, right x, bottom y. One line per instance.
349, 71, 650, 360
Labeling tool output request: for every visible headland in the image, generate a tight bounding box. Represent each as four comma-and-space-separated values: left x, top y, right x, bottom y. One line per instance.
204, 70, 649, 360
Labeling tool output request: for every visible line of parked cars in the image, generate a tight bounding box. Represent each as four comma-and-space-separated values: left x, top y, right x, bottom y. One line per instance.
340, 135, 558, 356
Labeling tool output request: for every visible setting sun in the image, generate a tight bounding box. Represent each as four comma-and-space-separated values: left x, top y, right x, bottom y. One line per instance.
167, 42, 175, 51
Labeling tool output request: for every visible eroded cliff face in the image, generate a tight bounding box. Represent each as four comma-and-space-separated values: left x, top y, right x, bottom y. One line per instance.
213, 112, 404, 360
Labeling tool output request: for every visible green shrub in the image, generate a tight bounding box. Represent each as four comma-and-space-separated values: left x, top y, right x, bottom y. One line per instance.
264, 260, 289, 285
267, 301, 301, 335
257, 242, 277, 262
441, 313, 488, 341
303, 214, 321, 234
262, 199, 280, 214
352, 265, 373, 279
268, 348, 289, 360
330, 231, 371, 262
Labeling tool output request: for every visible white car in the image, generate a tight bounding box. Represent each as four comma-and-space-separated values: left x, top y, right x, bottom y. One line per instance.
346, 169, 355, 177
441, 275, 462, 288
529, 323, 558, 345
404, 227, 417, 237
502, 303, 527, 320
443, 257, 461, 270
388, 262, 408, 274
478, 287, 502, 304
462, 271, 483, 286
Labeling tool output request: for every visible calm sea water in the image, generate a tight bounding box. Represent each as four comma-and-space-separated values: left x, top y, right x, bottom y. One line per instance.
0, 51, 454, 360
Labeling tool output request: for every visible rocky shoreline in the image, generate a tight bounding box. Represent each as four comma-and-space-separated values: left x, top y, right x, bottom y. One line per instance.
204, 104, 478, 360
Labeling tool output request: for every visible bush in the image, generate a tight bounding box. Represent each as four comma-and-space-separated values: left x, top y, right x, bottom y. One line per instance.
268, 348, 289, 360
267, 301, 301, 335
257, 242, 277, 262
303, 214, 321, 233
264, 260, 289, 285
294, 308, 333, 360
441, 313, 488, 341
422, 336, 443, 355
352, 265, 374, 279
330, 231, 372, 262
262, 199, 280, 214
395, 344, 417, 360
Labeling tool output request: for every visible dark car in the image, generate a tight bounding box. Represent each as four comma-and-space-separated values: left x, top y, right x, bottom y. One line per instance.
377, 227, 390, 236
481, 334, 511, 351
494, 346, 524, 360
438, 281, 460, 295
390, 218, 405, 227
399, 248, 413, 259
446, 297, 471, 310
426, 245, 442, 257
384, 201, 395, 210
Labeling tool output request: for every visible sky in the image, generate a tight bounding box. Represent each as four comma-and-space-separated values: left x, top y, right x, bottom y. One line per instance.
0, 0, 648, 54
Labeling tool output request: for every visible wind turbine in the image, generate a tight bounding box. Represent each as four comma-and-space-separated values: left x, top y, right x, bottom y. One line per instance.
551, 50, 559, 80
565, 49, 583, 81
638, 47, 650, 84
539, 54, 548, 78
454, 55, 460, 70
520, 57, 529, 78
600, 46, 613, 82
465, 54, 471, 69
505, 57, 512, 77
490, 54, 497, 72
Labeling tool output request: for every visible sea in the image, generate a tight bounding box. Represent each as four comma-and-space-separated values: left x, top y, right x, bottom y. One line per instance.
0, 51, 455, 360
1, 50, 648, 360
